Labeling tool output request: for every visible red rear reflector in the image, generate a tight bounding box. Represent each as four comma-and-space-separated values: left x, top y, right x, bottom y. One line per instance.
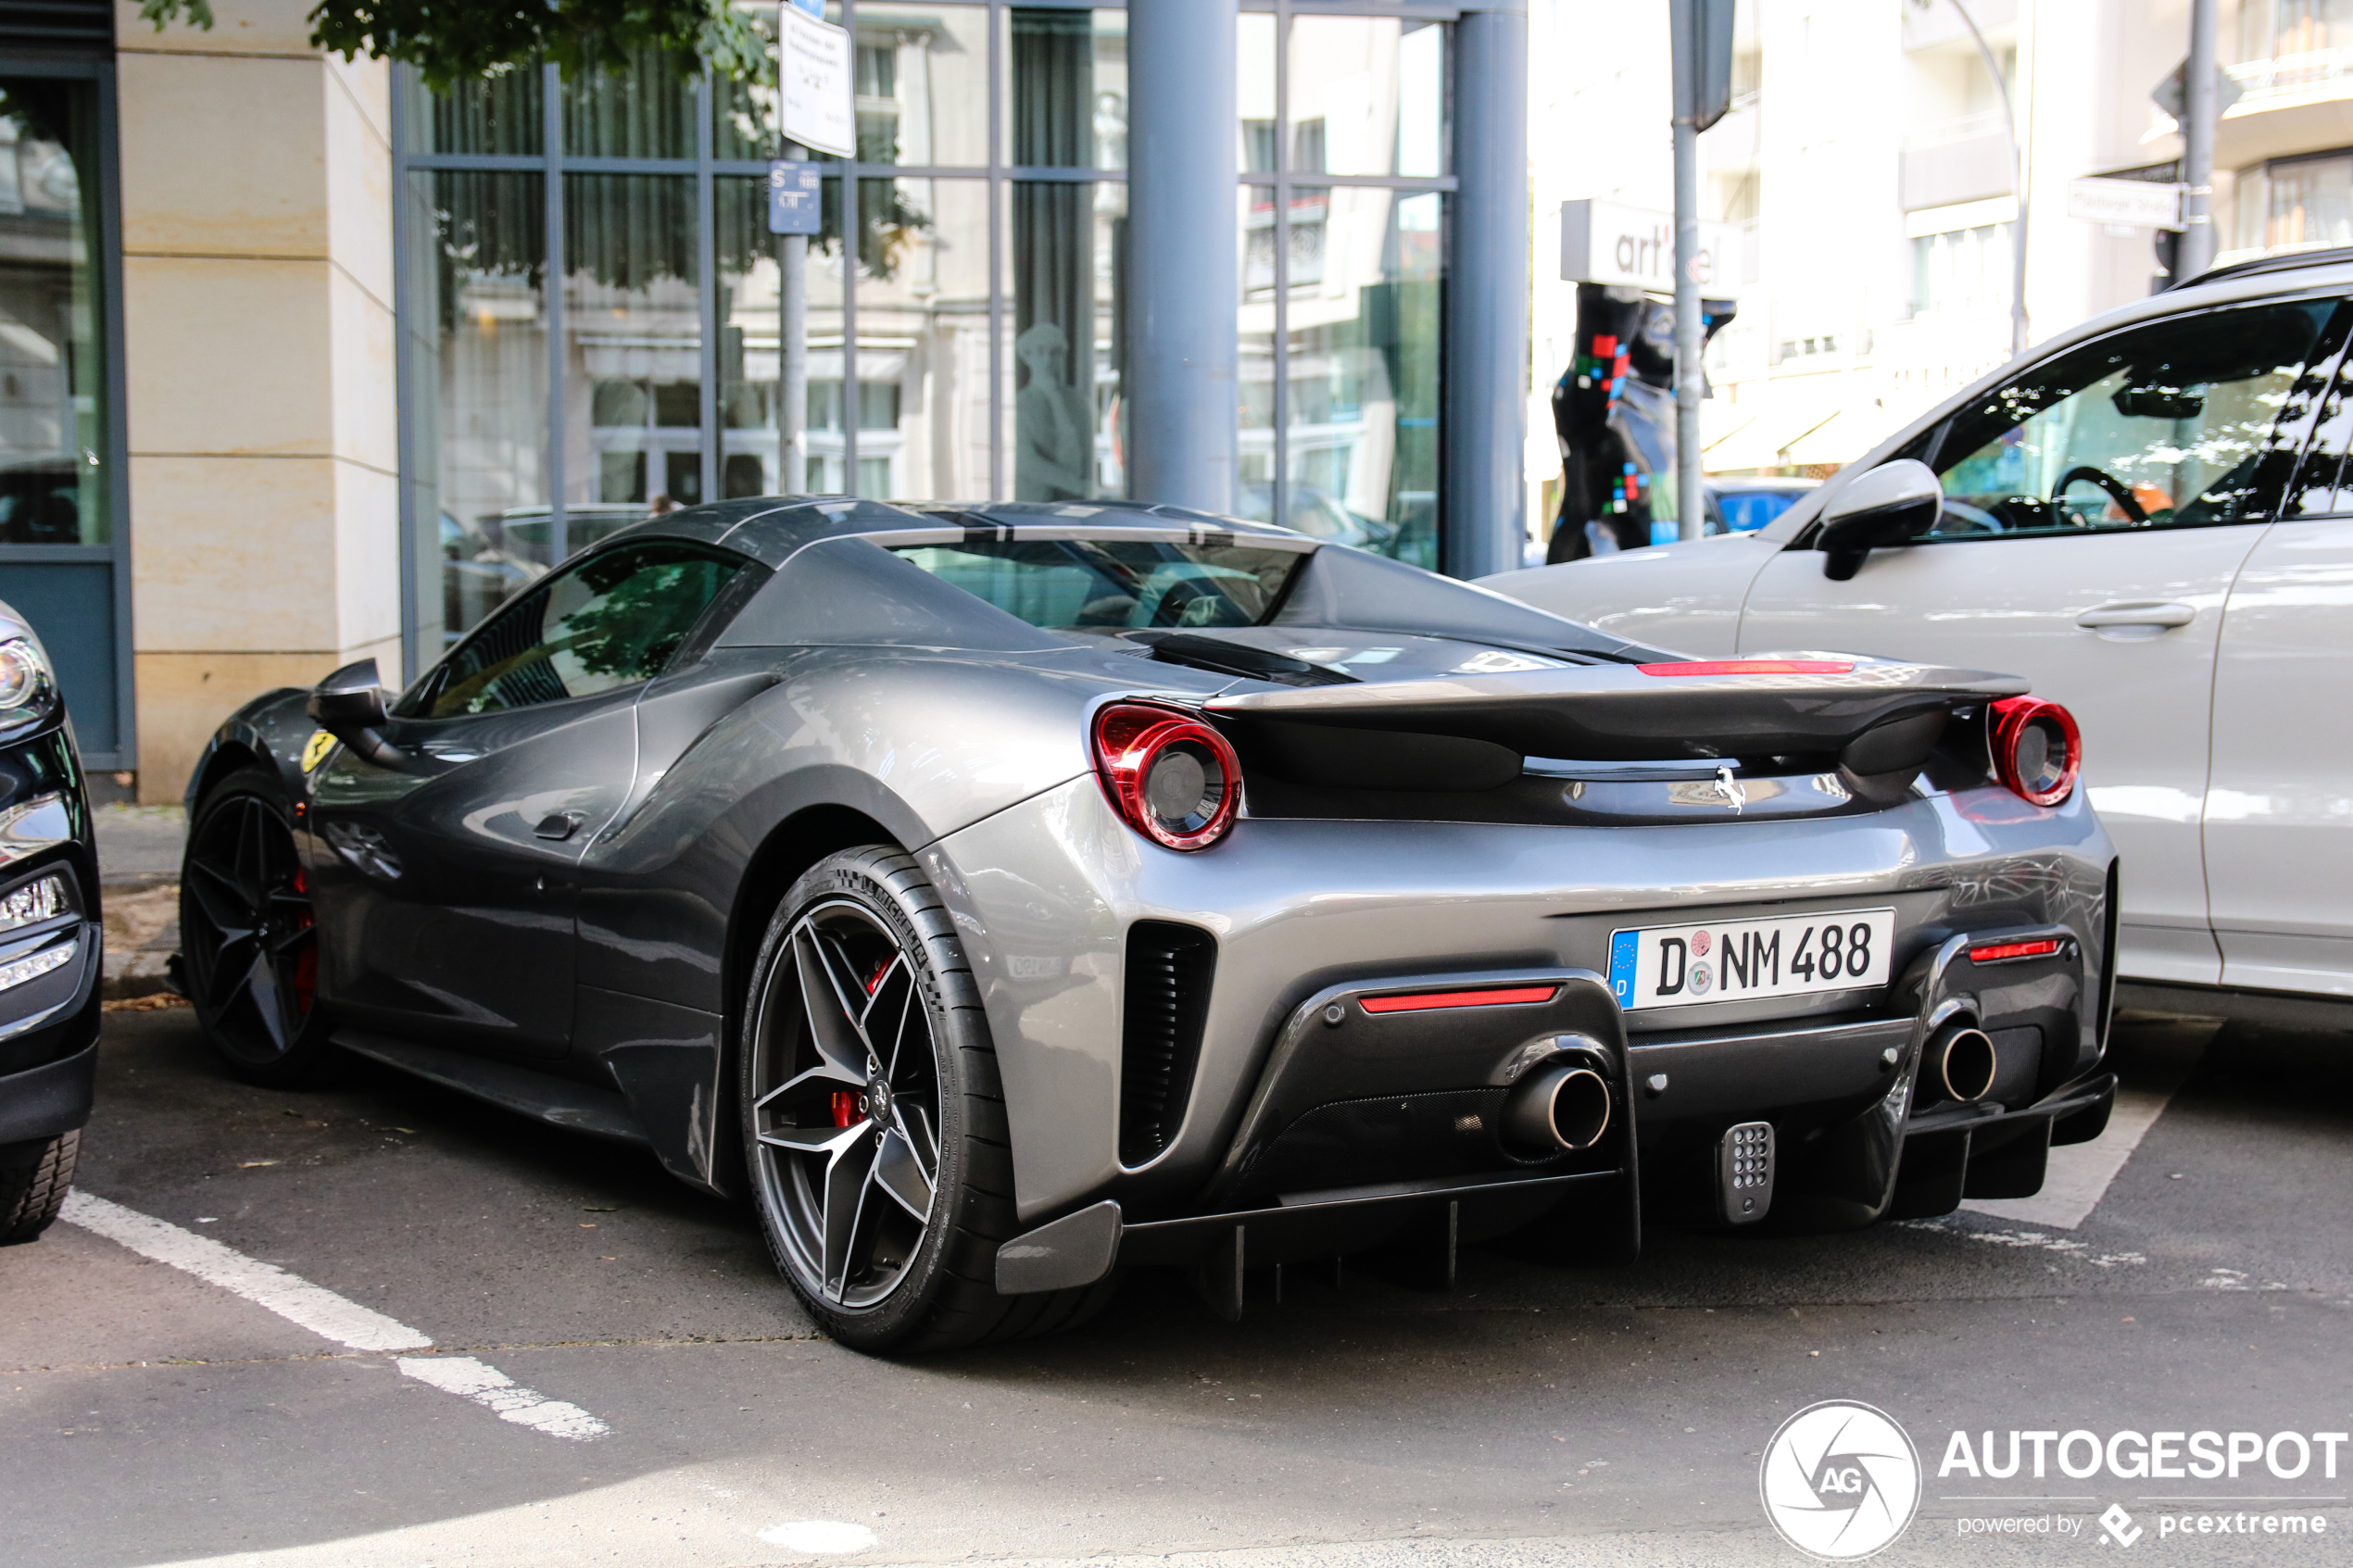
1360, 985, 1559, 1014
1969, 938, 2062, 964
1638, 659, 1856, 676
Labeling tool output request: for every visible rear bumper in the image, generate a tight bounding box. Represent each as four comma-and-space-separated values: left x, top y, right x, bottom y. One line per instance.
992, 922, 2113, 1294
935, 777, 2116, 1223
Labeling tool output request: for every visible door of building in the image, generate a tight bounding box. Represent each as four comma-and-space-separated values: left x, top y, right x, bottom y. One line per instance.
0, 61, 128, 769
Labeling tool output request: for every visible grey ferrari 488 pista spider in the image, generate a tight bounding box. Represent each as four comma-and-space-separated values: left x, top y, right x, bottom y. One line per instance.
180, 497, 2118, 1351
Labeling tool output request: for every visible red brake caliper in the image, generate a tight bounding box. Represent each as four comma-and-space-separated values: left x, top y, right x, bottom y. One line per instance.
829, 957, 894, 1126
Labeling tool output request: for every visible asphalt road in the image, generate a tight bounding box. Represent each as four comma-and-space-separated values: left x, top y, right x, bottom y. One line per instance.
3, 1004, 2348, 1568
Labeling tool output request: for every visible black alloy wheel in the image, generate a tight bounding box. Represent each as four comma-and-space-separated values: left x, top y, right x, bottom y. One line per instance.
742, 847, 1118, 1352
756, 891, 945, 1310
182, 767, 332, 1085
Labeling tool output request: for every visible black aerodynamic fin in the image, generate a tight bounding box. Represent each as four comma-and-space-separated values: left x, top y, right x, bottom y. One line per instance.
1126, 632, 1359, 688
1270, 542, 1672, 664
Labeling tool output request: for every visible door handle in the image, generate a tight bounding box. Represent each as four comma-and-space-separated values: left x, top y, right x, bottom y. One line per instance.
2075, 600, 2196, 631
533, 810, 585, 841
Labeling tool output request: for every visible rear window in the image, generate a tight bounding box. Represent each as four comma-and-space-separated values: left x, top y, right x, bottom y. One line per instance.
888, 538, 1304, 630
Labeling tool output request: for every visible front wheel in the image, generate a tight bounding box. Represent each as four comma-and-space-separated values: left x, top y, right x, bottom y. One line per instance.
181, 767, 333, 1086
0, 1129, 78, 1244
740, 846, 1116, 1352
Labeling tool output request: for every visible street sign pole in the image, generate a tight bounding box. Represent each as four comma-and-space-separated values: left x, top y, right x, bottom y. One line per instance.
1669, 0, 1732, 541
2181, 0, 2220, 278
774, 0, 852, 495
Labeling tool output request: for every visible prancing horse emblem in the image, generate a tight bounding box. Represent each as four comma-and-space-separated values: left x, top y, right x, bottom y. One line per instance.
1711, 764, 1747, 812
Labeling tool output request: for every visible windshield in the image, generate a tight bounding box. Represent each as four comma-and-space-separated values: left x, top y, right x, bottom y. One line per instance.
1715, 488, 1807, 533
889, 538, 1305, 629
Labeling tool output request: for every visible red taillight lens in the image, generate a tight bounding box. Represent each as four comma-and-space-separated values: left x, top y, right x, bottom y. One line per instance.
1989, 696, 2081, 807
1969, 938, 2063, 964
1360, 985, 1560, 1014
1092, 702, 1242, 851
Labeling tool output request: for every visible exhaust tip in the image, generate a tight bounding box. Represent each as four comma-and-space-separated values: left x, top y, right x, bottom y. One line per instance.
1504, 1063, 1612, 1154
1931, 1023, 1997, 1103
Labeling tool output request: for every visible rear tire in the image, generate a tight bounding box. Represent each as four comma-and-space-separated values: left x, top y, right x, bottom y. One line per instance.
182, 767, 333, 1087
0, 1130, 79, 1245
739, 845, 1118, 1352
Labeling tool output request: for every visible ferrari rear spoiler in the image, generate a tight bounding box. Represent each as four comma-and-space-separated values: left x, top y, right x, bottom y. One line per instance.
1202, 657, 2030, 800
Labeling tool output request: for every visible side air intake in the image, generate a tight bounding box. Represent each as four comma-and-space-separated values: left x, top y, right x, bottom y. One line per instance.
1119, 921, 1216, 1167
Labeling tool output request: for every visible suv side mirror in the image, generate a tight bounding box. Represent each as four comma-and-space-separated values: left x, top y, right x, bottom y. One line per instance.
1816, 458, 1942, 581
306, 658, 406, 767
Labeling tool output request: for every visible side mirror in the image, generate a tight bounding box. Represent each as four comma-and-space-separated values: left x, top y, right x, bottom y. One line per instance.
1816, 458, 1942, 581
306, 658, 405, 767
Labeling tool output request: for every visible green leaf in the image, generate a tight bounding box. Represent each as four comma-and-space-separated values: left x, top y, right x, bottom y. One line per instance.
139, 1, 773, 92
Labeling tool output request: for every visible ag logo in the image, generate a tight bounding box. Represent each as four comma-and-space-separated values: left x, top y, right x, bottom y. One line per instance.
1758, 1399, 1921, 1560
300, 729, 337, 773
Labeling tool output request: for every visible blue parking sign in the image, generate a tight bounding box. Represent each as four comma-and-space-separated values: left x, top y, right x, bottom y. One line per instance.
768, 161, 823, 235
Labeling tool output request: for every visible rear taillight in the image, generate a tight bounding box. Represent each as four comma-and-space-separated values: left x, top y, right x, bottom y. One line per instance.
1092, 702, 1241, 851
1990, 696, 2081, 807
1638, 659, 1856, 676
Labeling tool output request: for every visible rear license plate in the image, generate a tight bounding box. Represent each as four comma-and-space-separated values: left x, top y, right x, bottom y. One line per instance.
1607, 907, 1895, 1011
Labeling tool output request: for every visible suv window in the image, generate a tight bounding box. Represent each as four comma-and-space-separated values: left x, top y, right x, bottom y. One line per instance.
1924, 298, 2337, 539
406, 542, 748, 719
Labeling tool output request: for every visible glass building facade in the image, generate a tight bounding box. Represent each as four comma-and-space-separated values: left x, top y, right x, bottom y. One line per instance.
395, 1, 1455, 662
0, 47, 128, 764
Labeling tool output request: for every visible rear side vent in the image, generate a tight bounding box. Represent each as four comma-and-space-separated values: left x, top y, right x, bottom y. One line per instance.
1119, 922, 1217, 1167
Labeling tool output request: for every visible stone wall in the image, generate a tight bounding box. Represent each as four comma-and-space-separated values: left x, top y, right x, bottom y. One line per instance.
113, 1, 396, 801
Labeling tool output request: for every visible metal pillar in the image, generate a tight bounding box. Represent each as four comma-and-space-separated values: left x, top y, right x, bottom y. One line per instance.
1670, 7, 1704, 544
2181, 0, 2220, 279
778, 147, 809, 495
1443, 4, 1529, 579
1126, 0, 1239, 514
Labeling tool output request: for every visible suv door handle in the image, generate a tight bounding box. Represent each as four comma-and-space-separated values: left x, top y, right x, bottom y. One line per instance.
533, 810, 585, 841
2075, 600, 2196, 631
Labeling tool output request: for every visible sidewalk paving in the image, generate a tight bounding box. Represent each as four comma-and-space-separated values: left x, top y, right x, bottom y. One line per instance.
95, 803, 185, 999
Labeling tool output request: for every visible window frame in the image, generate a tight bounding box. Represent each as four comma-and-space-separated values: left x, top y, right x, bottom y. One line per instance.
397, 537, 759, 721
1901, 295, 2349, 546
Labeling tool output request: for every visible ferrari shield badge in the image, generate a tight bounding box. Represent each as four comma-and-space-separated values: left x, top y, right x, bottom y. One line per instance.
300, 729, 337, 773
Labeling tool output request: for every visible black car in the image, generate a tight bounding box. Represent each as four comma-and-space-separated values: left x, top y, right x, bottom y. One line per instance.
0, 599, 101, 1243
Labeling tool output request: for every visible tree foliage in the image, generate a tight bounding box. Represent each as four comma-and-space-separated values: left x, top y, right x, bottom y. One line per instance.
136, 0, 773, 92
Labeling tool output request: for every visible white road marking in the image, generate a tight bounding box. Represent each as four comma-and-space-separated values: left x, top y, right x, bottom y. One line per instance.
2197, 1266, 2288, 1292
756, 1521, 879, 1552
59, 1189, 432, 1352
1961, 1082, 2181, 1231
60, 1188, 607, 1440
396, 1355, 610, 1439
1899, 1217, 2147, 1266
